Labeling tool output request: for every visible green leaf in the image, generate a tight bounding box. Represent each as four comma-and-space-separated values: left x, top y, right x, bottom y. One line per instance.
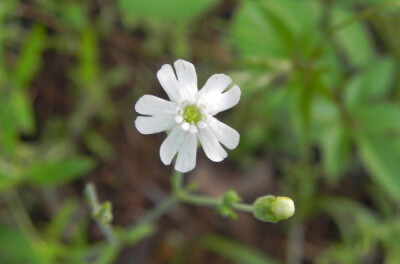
0, 170, 22, 192
79, 28, 99, 86
0, 99, 19, 155
291, 81, 315, 150
62, 3, 87, 29
362, 58, 396, 98
230, 1, 291, 59
331, 6, 374, 67
10, 91, 35, 134
358, 132, 400, 203
344, 58, 396, 109
230, 0, 320, 59
322, 125, 351, 181
320, 196, 377, 241
28, 157, 95, 186
0, 0, 17, 22
337, 0, 390, 6
199, 234, 280, 264
12, 25, 46, 89
343, 73, 364, 108
45, 200, 78, 242
352, 103, 400, 134
84, 131, 114, 160
0, 227, 43, 264
118, 0, 217, 24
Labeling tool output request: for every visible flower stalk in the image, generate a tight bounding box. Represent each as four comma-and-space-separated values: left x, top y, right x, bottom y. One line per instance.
85, 183, 116, 245
178, 192, 252, 211
172, 172, 295, 222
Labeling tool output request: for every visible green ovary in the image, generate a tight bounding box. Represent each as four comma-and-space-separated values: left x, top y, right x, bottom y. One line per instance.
183, 105, 202, 124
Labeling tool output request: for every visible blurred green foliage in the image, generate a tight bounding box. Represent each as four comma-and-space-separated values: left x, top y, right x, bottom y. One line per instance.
1, 0, 400, 263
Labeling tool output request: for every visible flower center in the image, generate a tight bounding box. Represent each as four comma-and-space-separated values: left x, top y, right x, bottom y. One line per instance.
183, 105, 202, 124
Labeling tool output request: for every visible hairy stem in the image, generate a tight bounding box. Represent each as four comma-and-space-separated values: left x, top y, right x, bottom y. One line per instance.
178, 192, 253, 213
85, 183, 116, 245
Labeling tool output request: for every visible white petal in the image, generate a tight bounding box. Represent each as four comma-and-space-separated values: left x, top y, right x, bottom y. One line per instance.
174, 59, 197, 103
159, 126, 186, 165
135, 95, 176, 116
175, 132, 197, 173
198, 74, 232, 99
207, 117, 239, 150
157, 64, 181, 102
135, 115, 176, 135
207, 85, 241, 115
197, 126, 227, 162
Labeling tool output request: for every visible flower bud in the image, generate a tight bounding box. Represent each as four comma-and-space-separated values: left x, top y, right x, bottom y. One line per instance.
252, 195, 295, 223
93, 201, 113, 225
271, 196, 295, 220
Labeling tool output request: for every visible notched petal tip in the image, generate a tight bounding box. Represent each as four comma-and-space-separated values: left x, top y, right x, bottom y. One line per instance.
225, 130, 240, 150
230, 85, 241, 102
174, 59, 195, 68
198, 127, 227, 162
198, 73, 233, 98
208, 85, 241, 115
134, 116, 146, 134
156, 64, 181, 102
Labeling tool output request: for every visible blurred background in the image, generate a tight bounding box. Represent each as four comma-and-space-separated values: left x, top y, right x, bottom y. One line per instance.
1, 0, 400, 263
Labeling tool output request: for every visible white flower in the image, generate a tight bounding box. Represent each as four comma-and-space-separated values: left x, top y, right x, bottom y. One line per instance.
135, 59, 240, 173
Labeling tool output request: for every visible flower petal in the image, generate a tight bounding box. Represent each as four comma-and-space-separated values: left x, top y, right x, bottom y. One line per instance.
207, 85, 241, 115
198, 74, 232, 99
159, 126, 186, 165
175, 132, 197, 173
174, 59, 197, 103
207, 117, 240, 150
135, 95, 176, 116
157, 64, 181, 102
135, 115, 176, 135
197, 126, 227, 162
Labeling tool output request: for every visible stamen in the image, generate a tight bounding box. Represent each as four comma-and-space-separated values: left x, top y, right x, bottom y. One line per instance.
189, 125, 198, 134
181, 122, 190, 131
176, 106, 183, 115
197, 121, 207, 129
175, 115, 183, 123
196, 100, 207, 109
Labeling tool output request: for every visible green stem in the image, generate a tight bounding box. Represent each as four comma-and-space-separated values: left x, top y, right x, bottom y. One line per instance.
135, 195, 179, 224
85, 183, 117, 245
178, 192, 253, 213
233, 203, 253, 213
171, 170, 183, 194
286, 219, 304, 264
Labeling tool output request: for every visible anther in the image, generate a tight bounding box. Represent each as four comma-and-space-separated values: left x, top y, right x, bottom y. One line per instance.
189, 125, 198, 134
176, 106, 183, 115
181, 122, 190, 131
175, 115, 183, 123
197, 121, 207, 129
